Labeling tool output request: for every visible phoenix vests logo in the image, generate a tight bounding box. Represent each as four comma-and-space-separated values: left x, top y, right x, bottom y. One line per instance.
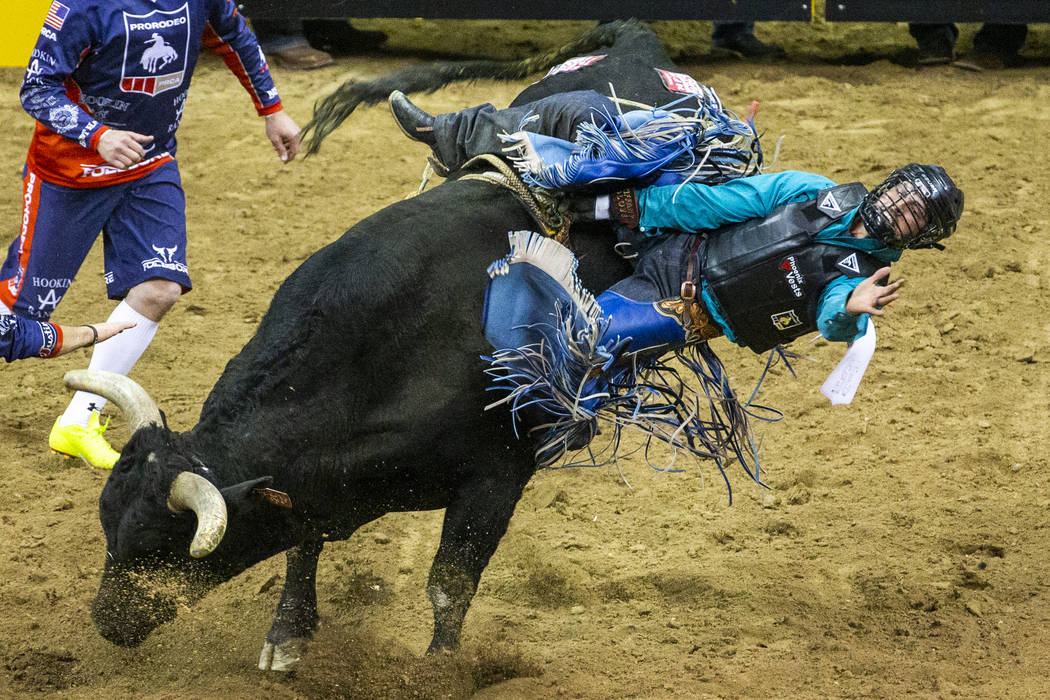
120, 4, 190, 96
779, 255, 805, 298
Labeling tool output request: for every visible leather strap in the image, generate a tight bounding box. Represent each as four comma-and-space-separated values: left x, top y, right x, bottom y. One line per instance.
681, 235, 704, 304
668, 235, 722, 343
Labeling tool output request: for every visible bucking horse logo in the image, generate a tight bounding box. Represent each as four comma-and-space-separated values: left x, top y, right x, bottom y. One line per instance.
141, 33, 178, 73
120, 4, 190, 96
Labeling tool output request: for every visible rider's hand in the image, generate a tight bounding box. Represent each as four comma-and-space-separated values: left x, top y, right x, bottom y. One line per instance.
96, 129, 154, 170
845, 267, 904, 316
558, 194, 601, 222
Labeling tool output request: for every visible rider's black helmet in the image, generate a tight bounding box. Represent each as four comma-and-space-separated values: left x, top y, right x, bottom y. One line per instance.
858, 164, 964, 250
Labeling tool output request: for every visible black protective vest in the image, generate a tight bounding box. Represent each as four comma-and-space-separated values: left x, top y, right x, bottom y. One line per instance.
702, 183, 884, 353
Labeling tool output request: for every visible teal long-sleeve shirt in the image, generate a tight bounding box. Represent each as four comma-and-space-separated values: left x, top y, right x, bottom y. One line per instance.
636, 171, 902, 344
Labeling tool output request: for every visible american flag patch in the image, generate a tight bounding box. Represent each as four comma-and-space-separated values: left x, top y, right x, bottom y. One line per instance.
44, 1, 70, 31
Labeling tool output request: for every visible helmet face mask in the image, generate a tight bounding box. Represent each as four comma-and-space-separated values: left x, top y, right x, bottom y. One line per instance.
859, 164, 964, 250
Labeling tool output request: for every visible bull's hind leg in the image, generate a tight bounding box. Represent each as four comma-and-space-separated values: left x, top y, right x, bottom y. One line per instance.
426, 469, 532, 653
258, 536, 324, 671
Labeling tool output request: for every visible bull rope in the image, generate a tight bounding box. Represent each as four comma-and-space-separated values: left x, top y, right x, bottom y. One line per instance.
458, 154, 571, 244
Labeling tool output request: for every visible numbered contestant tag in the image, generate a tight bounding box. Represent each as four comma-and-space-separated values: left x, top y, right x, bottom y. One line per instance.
821, 318, 876, 405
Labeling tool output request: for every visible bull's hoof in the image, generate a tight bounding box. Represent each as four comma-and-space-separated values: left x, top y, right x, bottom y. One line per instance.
258, 637, 308, 672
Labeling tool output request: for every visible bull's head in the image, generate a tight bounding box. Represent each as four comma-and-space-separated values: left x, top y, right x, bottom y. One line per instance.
63, 371, 244, 647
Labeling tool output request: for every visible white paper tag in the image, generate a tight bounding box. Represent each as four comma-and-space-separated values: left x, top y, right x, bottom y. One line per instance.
820, 318, 876, 405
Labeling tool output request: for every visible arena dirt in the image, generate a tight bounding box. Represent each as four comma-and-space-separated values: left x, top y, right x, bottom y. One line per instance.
1, 16, 1048, 699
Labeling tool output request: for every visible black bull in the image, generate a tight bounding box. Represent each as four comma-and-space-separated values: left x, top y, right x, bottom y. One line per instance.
73, 21, 718, 669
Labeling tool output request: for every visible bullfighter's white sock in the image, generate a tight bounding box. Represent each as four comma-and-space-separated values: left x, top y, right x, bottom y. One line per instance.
60, 301, 158, 427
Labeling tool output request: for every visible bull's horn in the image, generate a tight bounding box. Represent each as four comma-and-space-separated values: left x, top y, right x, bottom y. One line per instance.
167, 472, 228, 558
63, 369, 162, 433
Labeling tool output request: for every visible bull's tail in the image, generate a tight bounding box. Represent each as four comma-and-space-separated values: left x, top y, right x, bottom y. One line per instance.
302, 19, 651, 155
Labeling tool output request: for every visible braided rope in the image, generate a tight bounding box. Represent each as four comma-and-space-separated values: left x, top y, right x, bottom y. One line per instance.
459, 154, 571, 244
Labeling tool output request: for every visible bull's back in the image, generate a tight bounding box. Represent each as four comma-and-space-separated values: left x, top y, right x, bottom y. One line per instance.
197, 180, 534, 449
512, 26, 684, 108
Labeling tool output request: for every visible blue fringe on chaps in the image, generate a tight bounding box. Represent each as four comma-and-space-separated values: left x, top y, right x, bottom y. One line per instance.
482, 231, 762, 500
431, 88, 762, 188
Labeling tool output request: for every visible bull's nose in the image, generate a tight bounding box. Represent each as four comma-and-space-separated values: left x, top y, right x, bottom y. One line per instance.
98, 625, 149, 648
91, 588, 174, 647
91, 608, 151, 647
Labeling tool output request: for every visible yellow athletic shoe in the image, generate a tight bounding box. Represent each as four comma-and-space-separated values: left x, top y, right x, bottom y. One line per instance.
49, 412, 120, 469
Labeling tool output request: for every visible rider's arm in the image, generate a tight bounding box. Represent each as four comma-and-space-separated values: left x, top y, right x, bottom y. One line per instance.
817, 276, 868, 343
636, 170, 837, 234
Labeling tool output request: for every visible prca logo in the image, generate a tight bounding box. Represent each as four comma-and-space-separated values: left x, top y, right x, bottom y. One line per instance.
120, 4, 190, 96
48, 104, 80, 134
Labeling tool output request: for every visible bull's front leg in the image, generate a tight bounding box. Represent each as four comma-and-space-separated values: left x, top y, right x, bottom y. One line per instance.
427, 470, 532, 653
258, 535, 324, 671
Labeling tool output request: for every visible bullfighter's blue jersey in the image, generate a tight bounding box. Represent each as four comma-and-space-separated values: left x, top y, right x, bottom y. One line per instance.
0, 313, 61, 361
21, 0, 282, 188
637, 171, 903, 343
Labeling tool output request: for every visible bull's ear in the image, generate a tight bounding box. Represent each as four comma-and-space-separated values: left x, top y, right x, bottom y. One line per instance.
220, 477, 293, 511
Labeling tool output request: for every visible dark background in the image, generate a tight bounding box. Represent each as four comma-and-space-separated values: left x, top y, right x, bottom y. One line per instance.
239, 1, 1050, 22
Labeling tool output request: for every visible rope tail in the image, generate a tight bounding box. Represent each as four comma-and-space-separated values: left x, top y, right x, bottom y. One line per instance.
302, 19, 653, 154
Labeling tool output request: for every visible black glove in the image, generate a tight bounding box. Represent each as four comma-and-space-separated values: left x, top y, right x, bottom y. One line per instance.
558, 189, 638, 226
558, 193, 600, 222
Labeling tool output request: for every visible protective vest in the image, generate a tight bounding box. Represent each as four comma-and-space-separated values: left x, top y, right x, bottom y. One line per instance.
702, 183, 884, 353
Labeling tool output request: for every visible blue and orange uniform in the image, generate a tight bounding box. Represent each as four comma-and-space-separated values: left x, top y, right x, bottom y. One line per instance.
1, 0, 284, 319
0, 314, 62, 362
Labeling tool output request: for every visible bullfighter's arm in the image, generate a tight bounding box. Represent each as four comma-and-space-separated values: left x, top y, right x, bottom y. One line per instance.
19, 4, 108, 151
202, 0, 299, 162
1, 314, 133, 361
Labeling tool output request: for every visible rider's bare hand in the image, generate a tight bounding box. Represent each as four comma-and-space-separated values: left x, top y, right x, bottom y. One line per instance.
846, 267, 904, 316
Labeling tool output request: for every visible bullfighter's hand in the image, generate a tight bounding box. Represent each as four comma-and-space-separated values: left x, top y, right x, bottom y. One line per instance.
265, 110, 301, 163
56, 320, 136, 356
96, 129, 154, 170
845, 266, 904, 316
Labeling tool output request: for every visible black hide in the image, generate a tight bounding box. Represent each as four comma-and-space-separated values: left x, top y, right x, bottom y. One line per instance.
92, 20, 713, 656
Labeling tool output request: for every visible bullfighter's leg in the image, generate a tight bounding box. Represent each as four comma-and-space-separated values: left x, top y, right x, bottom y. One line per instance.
258, 535, 324, 671
426, 469, 532, 653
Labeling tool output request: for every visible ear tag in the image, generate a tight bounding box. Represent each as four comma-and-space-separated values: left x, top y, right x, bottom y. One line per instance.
254, 487, 292, 508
